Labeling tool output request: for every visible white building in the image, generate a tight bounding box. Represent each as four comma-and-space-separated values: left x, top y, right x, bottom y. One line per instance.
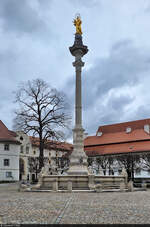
0, 120, 20, 181
16, 131, 73, 181
0, 120, 73, 182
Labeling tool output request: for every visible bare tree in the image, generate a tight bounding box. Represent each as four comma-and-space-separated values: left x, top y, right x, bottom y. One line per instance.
141, 152, 150, 170
96, 156, 114, 175
116, 153, 141, 181
28, 157, 39, 181
13, 79, 71, 170
28, 156, 49, 181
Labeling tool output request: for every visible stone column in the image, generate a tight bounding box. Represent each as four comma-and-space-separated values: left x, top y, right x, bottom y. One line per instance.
74, 59, 83, 127
67, 34, 89, 175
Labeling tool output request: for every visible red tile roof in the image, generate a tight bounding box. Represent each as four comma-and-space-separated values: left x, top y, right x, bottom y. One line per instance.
84, 129, 150, 146
85, 140, 150, 156
96, 118, 150, 134
84, 118, 150, 156
30, 136, 73, 152
0, 120, 20, 144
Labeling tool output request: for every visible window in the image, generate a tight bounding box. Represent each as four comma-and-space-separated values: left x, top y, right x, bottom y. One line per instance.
4, 159, 9, 166
97, 132, 102, 136
20, 145, 24, 153
126, 127, 131, 133
33, 150, 36, 155
6, 172, 12, 178
19, 158, 25, 174
4, 144, 9, 150
26, 146, 29, 154
144, 125, 150, 134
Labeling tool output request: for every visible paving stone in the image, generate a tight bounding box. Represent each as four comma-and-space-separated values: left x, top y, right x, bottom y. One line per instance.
0, 183, 150, 224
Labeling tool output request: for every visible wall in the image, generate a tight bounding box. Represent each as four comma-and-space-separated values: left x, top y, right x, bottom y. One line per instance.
0, 143, 20, 181
16, 131, 68, 181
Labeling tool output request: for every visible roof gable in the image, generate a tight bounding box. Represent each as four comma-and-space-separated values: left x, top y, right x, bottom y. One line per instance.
0, 120, 19, 144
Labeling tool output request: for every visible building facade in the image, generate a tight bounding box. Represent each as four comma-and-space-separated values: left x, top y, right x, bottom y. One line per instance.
16, 131, 73, 181
85, 118, 150, 156
0, 121, 20, 181
2, 118, 150, 181
84, 118, 150, 178
0, 120, 73, 182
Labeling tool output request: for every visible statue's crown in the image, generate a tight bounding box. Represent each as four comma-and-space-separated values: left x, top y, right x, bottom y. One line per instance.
75, 13, 81, 19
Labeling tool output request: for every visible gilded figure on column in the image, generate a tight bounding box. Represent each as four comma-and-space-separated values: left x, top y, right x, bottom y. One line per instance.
73, 15, 82, 35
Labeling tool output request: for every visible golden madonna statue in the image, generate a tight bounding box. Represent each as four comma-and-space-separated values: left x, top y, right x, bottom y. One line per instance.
73, 15, 82, 35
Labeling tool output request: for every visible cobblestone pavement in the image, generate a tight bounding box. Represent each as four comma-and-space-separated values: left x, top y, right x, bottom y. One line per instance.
0, 183, 150, 224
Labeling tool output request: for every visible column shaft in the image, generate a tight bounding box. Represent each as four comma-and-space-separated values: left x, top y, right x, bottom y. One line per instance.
75, 67, 82, 127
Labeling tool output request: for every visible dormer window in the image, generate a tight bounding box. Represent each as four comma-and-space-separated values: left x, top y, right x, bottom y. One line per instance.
126, 127, 131, 133
144, 125, 150, 134
97, 132, 102, 136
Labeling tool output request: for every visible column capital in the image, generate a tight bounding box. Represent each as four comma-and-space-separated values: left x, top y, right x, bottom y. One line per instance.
73, 60, 84, 68
69, 34, 88, 57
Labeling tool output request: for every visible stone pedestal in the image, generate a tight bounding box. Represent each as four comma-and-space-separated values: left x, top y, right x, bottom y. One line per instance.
142, 183, 147, 190
121, 167, 128, 185
52, 179, 58, 191
120, 182, 126, 191
67, 181, 72, 192
88, 174, 95, 189
128, 180, 134, 192
95, 184, 102, 192
67, 34, 89, 175
68, 127, 88, 175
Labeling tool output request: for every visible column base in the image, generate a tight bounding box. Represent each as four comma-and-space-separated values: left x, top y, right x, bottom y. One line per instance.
68, 125, 89, 175
67, 165, 89, 175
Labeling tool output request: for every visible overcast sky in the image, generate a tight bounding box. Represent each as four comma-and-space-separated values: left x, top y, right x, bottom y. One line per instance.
1, 0, 150, 141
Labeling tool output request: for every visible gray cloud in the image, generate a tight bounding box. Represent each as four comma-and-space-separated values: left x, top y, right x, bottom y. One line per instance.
107, 95, 134, 111
83, 42, 150, 108
37, 0, 52, 8
0, 0, 47, 34
0, 49, 19, 92
132, 105, 150, 121
66, 40, 150, 109
83, 94, 134, 135
64, 39, 150, 135
69, 0, 100, 8
83, 40, 150, 110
